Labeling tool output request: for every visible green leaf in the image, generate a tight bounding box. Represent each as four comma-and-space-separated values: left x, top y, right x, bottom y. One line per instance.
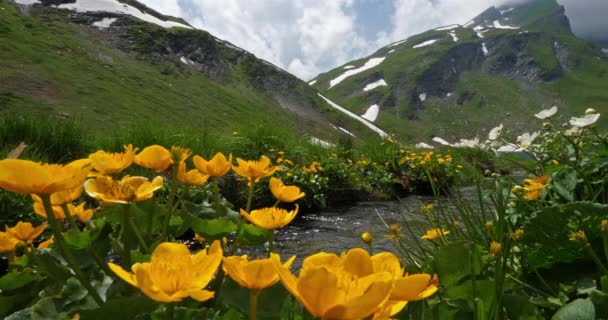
503, 294, 542, 320
237, 224, 271, 246
31, 251, 71, 284
191, 217, 238, 239
445, 279, 495, 314
78, 296, 157, 320
63, 229, 92, 250
590, 289, 608, 318
0, 271, 37, 292
219, 278, 288, 319
432, 241, 482, 287
552, 170, 577, 202
552, 299, 595, 320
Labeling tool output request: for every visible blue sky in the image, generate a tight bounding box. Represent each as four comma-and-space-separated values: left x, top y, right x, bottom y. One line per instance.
140, 0, 607, 80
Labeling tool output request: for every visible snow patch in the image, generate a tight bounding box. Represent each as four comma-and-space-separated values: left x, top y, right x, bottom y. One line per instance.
419, 93, 427, 102
415, 142, 435, 149
14, 0, 40, 4
308, 80, 317, 86
473, 26, 486, 38
329, 57, 386, 88
91, 17, 116, 29
180, 56, 195, 65
363, 79, 388, 92
343, 65, 355, 69
339, 127, 356, 137
482, 42, 489, 56
57, 0, 191, 29
361, 104, 379, 122
221, 42, 244, 52
602, 48, 608, 54
463, 19, 475, 28
500, 8, 514, 15
447, 93, 453, 97
435, 24, 460, 31
413, 39, 439, 49
310, 137, 334, 148
493, 20, 519, 30
449, 31, 459, 42
317, 94, 388, 138
389, 39, 407, 47
432, 137, 452, 146
388, 49, 395, 54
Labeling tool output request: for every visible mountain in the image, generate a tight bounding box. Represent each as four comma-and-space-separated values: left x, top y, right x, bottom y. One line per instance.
0, 0, 381, 142
310, 0, 608, 144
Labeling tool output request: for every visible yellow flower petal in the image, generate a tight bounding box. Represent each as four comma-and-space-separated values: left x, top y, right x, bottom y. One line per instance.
134, 145, 173, 172
223, 255, 295, 290
89, 145, 137, 175
5, 221, 46, 243
269, 177, 305, 203
0, 159, 91, 195
391, 274, 438, 301
193, 153, 232, 177
232, 156, 278, 184
240, 205, 298, 230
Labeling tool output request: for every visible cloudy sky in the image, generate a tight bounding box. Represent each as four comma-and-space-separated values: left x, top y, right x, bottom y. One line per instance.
140, 0, 607, 80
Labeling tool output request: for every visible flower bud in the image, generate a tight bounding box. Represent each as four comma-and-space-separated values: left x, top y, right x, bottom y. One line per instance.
361, 231, 372, 245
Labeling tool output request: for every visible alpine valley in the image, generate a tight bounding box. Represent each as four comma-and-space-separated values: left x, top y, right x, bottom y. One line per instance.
2, 0, 608, 145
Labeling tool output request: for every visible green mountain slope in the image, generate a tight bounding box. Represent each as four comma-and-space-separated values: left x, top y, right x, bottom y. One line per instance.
0, 0, 377, 141
311, 0, 608, 143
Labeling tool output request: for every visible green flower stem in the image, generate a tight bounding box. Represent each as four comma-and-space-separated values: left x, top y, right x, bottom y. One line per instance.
60, 204, 111, 275
161, 166, 180, 241
585, 244, 608, 275
506, 274, 553, 297
41, 195, 104, 306
121, 205, 132, 268
166, 303, 174, 320
245, 180, 255, 213
249, 289, 259, 320
60, 204, 80, 231
272, 199, 280, 208
367, 243, 373, 255
128, 211, 150, 253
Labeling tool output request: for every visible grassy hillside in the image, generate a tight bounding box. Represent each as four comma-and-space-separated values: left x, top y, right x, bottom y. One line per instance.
0, 0, 376, 142
311, 0, 608, 142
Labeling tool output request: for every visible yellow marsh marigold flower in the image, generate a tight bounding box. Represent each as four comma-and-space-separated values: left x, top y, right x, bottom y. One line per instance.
485, 221, 494, 231
89, 145, 137, 175
5, 221, 46, 244
490, 241, 502, 257
222, 255, 296, 290
67, 202, 95, 223
421, 203, 433, 214
361, 231, 373, 245
33, 199, 65, 220
36, 184, 85, 206
134, 145, 173, 172
108, 240, 223, 303
232, 156, 278, 185
84, 175, 164, 204
385, 224, 402, 240
421, 228, 450, 240
33, 199, 94, 222
453, 221, 461, 229
170, 146, 191, 164
269, 177, 305, 203
240, 206, 299, 230
0, 232, 19, 253
0, 158, 91, 195
569, 230, 588, 246
177, 162, 209, 186
271, 249, 393, 320
511, 228, 525, 240
193, 153, 232, 177
38, 236, 54, 249
370, 251, 438, 318
602, 220, 608, 233
522, 175, 549, 201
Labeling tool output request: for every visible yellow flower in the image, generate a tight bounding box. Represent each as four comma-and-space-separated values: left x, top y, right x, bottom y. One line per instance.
370, 251, 438, 319
522, 175, 549, 201
170, 146, 192, 164
177, 162, 209, 186
552, 159, 559, 165
38, 236, 54, 249
33, 199, 66, 220
569, 230, 588, 246
269, 177, 305, 203
233, 131, 239, 136
385, 224, 402, 240
222, 255, 296, 290
68, 202, 95, 223
0, 232, 19, 253
89, 144, 137, 175
421, 204, 433, 214
5, 221, 46, 244
193, 153, 232, 177
271, 249, 394, 320
602, 220, 608, 233
511, 228, 524, 240
453, 221, 461, 229
232, 156, 278, 185
32, 199, 94, 222
0, 158, 91, 195
84, 175, 164, 204
134, 145, 173, 172
490, 241, 502, 257
240, 206, 299, 230
108, 241, 223, 303
421, 228, 450, 240
361, 231, 373, 245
